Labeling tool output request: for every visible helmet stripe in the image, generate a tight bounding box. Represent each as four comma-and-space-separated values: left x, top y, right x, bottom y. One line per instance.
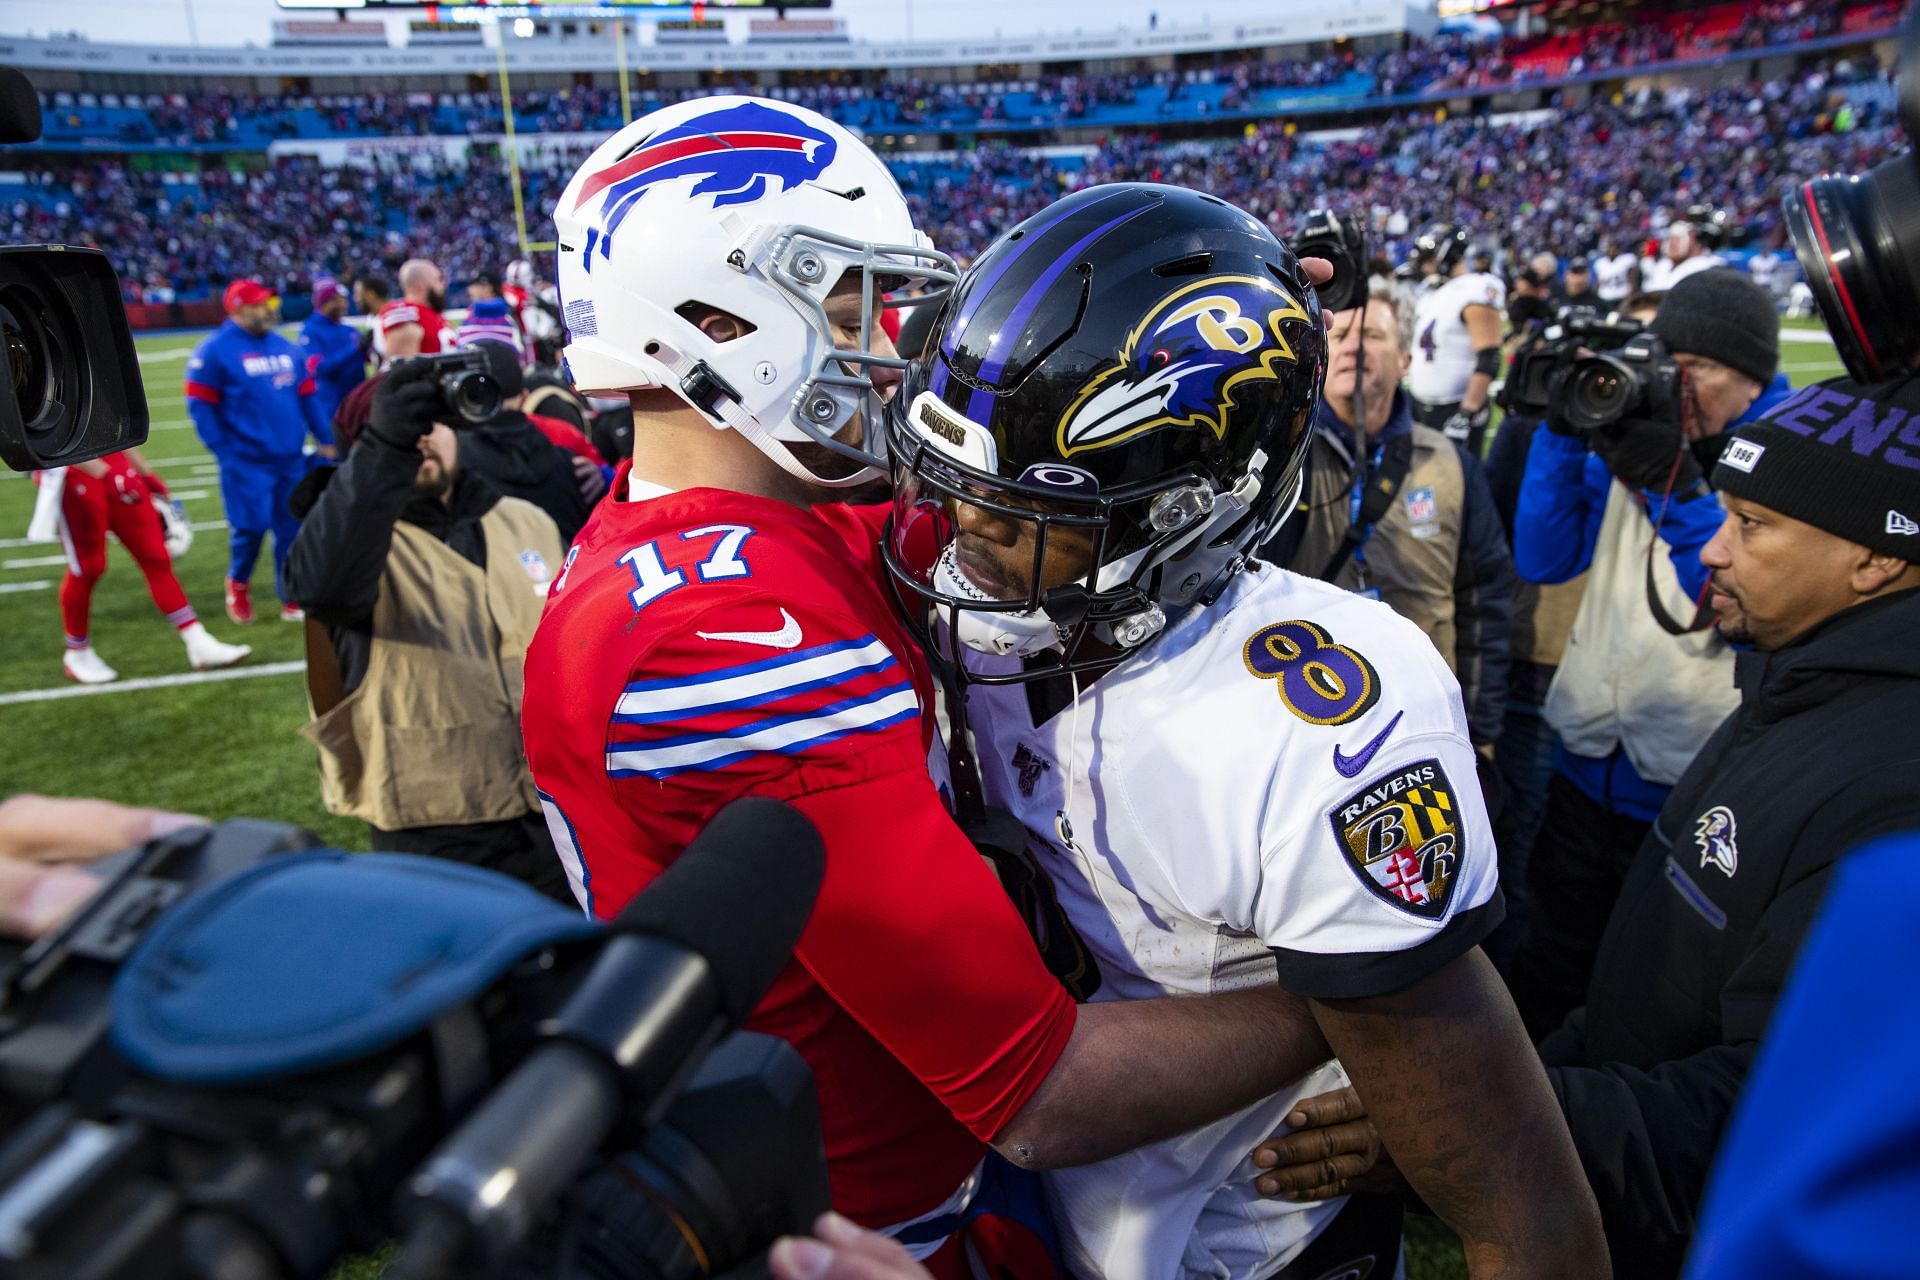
572, 130, 813, 212
939, 187, 1123, 361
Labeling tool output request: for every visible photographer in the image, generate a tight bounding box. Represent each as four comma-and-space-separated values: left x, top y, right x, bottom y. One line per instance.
1278, 281, 1516, 753
1505, 269, 1788, 1037
445, 337, 597, 541
283, 360, 570, 901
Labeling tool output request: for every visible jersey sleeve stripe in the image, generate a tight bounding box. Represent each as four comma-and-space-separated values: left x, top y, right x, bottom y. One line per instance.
184, 381, 221, 405
614, 635, 895, 720
607, 683, 919, 780
381, 305, 420, 328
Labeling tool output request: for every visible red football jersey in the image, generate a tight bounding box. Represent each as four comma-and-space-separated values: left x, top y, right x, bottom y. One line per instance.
376, 298, 447, 355
520, 469, 1077, 1237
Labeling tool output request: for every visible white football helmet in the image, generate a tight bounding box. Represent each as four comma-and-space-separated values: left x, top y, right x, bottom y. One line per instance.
553, 95, 956, 487
504, 258, 536, 290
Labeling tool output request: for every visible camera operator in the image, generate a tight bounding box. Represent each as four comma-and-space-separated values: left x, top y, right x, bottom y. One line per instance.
1505, 268, 1788, 1037
1277, 280, 1516, 755
283, 360, 570, 901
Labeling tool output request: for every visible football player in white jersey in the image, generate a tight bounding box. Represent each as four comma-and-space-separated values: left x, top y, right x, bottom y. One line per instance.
883, 183, 1606, 1280
1406, 222, 1505, 453
1593, 235, 1640, 303
1641, 218, 1726, 294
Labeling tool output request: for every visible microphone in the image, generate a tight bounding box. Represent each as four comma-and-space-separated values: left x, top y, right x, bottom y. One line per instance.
389, 798, 825, 1280
0, 69, 43, 146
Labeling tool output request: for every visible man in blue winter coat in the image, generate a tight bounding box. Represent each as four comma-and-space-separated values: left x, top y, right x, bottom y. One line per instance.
186, 278, 334, 624
298, 278, 366, 435
1503, 268, 1791, 1037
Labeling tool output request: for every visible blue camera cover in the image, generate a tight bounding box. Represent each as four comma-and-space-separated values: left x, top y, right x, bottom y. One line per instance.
111, 850, 600, 1083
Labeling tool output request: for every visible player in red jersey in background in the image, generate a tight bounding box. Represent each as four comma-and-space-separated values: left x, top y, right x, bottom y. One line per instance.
377, 257, 449, 361
28, 448, 250, 683
519, 98, 1337, 1276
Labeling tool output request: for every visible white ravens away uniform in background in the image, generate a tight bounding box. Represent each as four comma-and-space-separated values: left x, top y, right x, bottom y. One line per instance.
962, 563, 1501, 1280
1642, 251, 1725, 294
1595, 251, 1638, 303
1409, 270, 1505, 407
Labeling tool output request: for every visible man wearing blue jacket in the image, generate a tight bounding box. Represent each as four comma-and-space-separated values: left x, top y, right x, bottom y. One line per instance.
1505, 269, 1789, 1038
186, 278, 334, 625
298, 278, 366, 435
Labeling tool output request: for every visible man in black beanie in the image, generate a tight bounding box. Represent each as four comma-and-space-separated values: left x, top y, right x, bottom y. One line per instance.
1252, 378, 1920, 1278
1504, 268, 1789, 1038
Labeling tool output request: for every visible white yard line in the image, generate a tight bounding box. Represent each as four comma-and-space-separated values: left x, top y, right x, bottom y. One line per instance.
136, 347, 197, 363
169, 489, 212, 501
1, 555, 68, 570
0, 659, 306, 706
0, 581, 53, 594
0, 519, 225, 550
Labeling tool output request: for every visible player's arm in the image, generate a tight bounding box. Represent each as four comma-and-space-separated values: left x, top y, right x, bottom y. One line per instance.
296, 358, 334, 450
384, 320, 426, 359
1460, 301, 1503, 415
1310, 950, 1608, 1279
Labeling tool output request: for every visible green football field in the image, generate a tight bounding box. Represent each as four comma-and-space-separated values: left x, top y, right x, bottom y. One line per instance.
0, 317, 1850, 1280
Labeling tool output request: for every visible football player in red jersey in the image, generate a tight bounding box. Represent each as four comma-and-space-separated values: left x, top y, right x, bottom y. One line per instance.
520, 97, 1335, 1275
377, 258, 449, 361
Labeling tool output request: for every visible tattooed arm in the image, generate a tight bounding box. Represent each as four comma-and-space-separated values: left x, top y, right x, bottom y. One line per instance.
1310, 948, 1609, 1279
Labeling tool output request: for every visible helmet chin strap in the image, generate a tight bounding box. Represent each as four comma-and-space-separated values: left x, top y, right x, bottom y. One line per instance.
646, 337, 881, 490
932, 547, 1063, 658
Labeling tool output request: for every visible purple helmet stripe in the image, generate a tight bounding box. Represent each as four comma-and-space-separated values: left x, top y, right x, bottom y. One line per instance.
938, 188, 1125, 362
974, 200, 1157, 389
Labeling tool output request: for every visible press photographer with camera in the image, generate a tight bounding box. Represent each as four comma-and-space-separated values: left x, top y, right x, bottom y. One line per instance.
1504, 268, 1789, 1037
283, 355, 570, 901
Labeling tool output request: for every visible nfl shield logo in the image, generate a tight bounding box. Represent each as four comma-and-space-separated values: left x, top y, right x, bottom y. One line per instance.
1327, 758, 1464, 920
1405, 487, 1436, 523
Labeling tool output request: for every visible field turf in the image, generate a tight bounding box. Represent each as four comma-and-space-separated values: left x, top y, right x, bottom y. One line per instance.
0, 319, 1848, 1280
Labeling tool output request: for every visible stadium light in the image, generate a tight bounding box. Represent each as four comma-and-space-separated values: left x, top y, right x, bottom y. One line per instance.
513, 16, 537, 36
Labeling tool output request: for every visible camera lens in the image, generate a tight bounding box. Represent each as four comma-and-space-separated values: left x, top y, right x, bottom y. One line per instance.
1565, 355, 1641, 433
0, 286, 75, 452
1786, 152, 1920, 384
440, 370, 501, 424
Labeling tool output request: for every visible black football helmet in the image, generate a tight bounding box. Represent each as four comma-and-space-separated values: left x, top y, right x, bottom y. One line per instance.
883, 183, 1326, 683
1409, 220, 1472, 275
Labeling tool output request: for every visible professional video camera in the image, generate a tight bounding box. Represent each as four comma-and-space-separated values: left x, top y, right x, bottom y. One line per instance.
1501, 306, 1647, 421
1293, 209, 1369, 315
413, 347, 506, 425
1785, 4, 1920, 384
0, 800, 830, 1280
0, 68, 149, 473
1554, 331, 1682, 435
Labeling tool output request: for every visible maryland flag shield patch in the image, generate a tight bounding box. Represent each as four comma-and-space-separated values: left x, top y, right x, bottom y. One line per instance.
1328, 758, 1463, 919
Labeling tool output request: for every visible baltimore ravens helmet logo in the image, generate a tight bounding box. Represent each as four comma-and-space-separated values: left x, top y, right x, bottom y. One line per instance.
1055, 274, 1312, 458
1695, 805, 1739, 877
570, 101, 838, 257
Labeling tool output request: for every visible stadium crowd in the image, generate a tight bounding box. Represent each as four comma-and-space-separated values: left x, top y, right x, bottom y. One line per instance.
34, 0, 1899, 148
2, 53, 1892, 300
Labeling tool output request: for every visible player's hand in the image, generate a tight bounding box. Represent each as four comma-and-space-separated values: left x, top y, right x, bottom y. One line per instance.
367, 359, 445, 448
770, 1213, 934, 1280
1590, 413, 1701, 493
1250, 1085, 1401, 1201
572, 454, 607, 504
1298, 256, 1335, 288
0, 794, 207, 939
1440, 403, 1492, 446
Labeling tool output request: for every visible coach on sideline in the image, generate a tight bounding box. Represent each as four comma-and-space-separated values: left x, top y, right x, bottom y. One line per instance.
1252, 376, 1920, 1277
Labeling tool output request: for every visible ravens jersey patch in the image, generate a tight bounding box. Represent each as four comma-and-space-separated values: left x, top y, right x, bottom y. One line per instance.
1328, 758, 1463, 919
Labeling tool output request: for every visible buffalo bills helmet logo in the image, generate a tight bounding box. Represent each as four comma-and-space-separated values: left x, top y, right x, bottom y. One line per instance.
1695, 805, 1739, 877
1056, 274, 1312, 458
570, 101, 838, 256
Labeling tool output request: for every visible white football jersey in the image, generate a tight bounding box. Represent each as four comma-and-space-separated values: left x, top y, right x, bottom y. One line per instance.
1595, 252, 1638, 302
1642, 252, 1725, 294
1409, 270, 1505, 404
962, 563, 1500, 1280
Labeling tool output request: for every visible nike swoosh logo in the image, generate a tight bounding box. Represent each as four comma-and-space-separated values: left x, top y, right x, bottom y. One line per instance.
1332, 710, 1405, 778
696, 608, 804, 650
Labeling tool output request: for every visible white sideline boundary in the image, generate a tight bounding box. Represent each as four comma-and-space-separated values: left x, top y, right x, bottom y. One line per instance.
0, 660, 306, 706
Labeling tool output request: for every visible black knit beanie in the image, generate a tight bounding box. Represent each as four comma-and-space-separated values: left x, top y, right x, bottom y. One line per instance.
1713, 382, 1920, 559
1648, 268, 1780, 386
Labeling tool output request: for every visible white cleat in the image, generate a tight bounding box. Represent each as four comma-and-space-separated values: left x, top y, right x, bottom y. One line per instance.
181, 622, 252, 672
63, 646, 119, 685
